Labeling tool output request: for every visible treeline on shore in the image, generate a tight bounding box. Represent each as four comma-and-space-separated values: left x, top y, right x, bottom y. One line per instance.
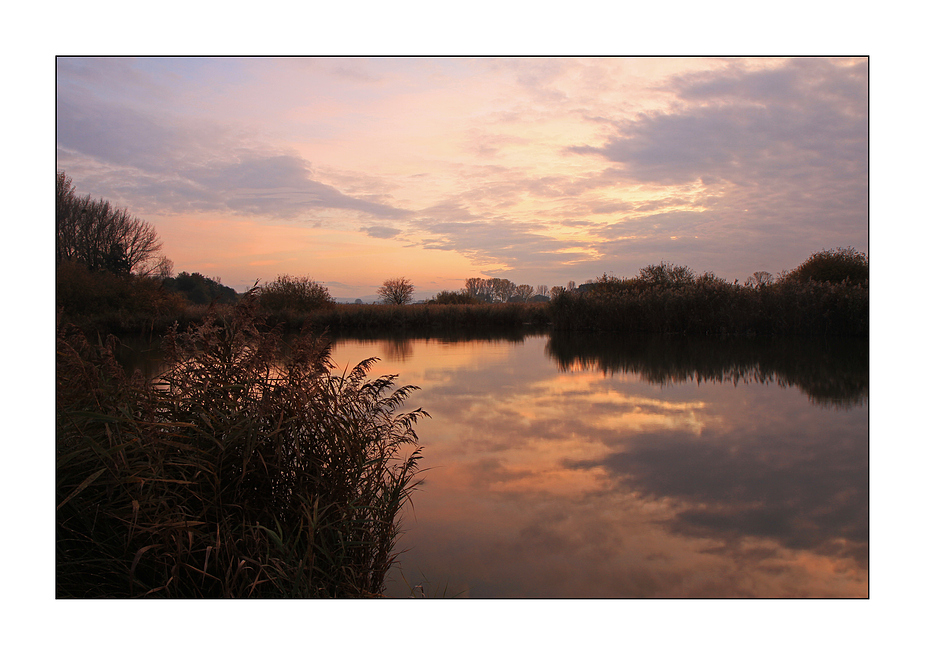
57, 249, 869, 338
56, 171, 867, 337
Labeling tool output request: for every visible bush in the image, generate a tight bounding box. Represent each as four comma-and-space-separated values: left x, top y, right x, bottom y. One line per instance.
429, 290, 482, 305
162, 272, 238, 305
782, 247, 868, 285
257, 274, 334, 313
56, 260, 187, 333
56, 298, 426, 598
637, 262, 696, 286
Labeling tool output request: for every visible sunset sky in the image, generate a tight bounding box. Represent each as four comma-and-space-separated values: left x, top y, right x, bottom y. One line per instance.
56, 56, 868, 299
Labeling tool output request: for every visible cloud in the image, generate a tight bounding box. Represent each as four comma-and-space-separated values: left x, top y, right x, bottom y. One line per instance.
565, 413, 868, 567
412, 202, 592, 273
56, 90, 410, 222
560, 58, 868, 276
56, 57, 869, 290
361, 225, 402, 239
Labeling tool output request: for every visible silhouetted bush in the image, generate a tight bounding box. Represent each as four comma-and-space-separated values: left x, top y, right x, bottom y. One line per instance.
162, 272, 237, 305
56, 260, 187, 333
429, 291, 483, 305
637, 261, 696, 286
549, 261, 868, 336
782, 247, 868, 285
257, 275, 334, 313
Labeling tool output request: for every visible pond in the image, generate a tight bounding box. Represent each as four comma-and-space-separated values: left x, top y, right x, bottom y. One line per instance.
327, 332, 868, 598
115, 329, 868, 598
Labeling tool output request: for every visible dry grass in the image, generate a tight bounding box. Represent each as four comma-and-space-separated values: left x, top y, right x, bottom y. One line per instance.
56, 297, 426, 598
549, 275, 868, 337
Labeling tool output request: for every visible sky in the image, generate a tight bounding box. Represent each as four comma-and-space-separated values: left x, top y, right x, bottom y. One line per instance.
20, 3, 922, 648
56, 56, 868, 299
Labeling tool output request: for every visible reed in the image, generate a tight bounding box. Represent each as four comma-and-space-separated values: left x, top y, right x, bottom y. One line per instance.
549, 275, 868, 336
260, 301, 552, 333
56, 297, 426, 598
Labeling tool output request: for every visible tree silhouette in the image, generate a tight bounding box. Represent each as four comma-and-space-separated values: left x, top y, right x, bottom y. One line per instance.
378, 277, 415, 304
56, 172, 162, 275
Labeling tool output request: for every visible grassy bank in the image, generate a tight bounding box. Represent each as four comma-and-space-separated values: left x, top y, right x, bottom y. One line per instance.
56, 299, 426, 598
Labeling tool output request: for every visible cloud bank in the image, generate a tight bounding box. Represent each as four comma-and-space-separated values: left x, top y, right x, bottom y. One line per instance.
56, 57, 868, 294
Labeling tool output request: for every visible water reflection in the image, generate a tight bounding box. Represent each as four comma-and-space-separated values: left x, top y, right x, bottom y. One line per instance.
329, 333, 868, 598
114, 330, 868, 597
546, 332, 868, 408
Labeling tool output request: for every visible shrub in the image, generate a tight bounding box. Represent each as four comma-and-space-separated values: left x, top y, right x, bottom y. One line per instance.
782, 247, 868, 285
258, 274, 334, 313
163, 272, 238, 305
56, 259, 187, 332
429, 290, 482, 305
637, 262, 696, 286
56, 298, 426, 598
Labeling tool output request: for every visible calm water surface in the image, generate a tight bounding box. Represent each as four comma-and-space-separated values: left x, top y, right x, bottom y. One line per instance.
328, 332, 868, 598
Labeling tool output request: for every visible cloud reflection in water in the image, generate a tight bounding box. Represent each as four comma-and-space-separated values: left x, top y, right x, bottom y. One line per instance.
329, 333, 867, 598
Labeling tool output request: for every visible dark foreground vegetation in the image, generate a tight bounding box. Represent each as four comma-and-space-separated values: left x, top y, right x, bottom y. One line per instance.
550, 255, 868, 336
56, 299, 427, 597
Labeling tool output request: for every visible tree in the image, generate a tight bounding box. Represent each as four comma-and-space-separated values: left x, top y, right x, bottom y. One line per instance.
782, 247, 868, 285
535, 284, 549, 298
745, 271, 774, 288
463, 277, 492, 302
56, 172, 162, 275
511, 284, 534, 302
150, 256, 174, 280
378, 277, 415, 305
489, 278, 517, 302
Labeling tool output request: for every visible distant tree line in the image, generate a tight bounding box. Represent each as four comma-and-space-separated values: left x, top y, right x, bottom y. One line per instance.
458, 278, 549, 303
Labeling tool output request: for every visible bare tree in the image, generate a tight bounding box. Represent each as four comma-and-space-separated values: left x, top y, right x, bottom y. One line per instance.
512, 284, 534, 302
378, 277, 415, 304
56, 172, 162, 274
746, 271, 774, 288
535, 284, 549, 298
146, 255, 174, 280
463, 277, 491, 302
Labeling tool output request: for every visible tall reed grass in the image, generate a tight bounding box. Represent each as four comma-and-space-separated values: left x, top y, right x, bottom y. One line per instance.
56, 297, 426, 598
549, 275, 868, 336
262, 301, 552, 333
